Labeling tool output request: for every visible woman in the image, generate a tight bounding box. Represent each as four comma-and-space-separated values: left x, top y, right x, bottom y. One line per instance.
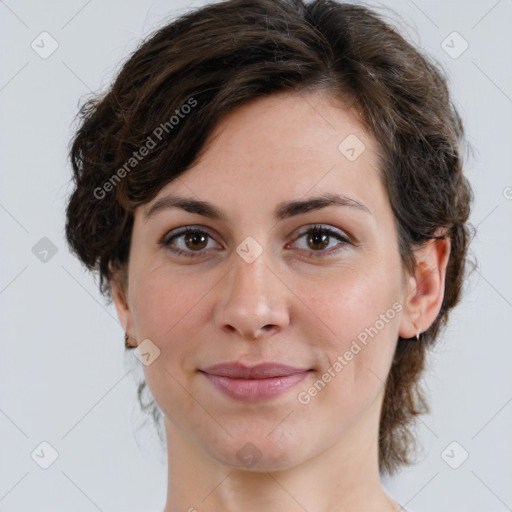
64, 0, 474, 510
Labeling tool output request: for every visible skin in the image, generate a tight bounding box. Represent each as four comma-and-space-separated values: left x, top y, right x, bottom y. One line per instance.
110, 90, 450, 512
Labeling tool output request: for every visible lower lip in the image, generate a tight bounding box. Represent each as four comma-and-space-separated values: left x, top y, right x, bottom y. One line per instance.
201, 371, 311, 402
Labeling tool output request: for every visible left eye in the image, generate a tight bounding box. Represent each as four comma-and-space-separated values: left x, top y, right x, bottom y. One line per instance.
160, 224, 351, 258
289, 224, 351, 256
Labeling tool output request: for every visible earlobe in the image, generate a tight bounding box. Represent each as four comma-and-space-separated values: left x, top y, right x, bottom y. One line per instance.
398, 235, 451, 340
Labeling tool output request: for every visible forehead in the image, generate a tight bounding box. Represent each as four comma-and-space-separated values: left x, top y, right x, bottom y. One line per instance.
143, 91, 388, 223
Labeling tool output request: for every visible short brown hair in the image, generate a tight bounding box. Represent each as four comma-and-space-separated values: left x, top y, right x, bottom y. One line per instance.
64, 0, 475, 475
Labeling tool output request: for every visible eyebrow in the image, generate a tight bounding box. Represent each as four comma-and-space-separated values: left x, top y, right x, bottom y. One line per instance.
144, 192, 372, 223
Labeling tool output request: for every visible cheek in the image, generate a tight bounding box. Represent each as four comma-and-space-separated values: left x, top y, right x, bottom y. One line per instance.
129, 265, 206, 338
297, 264, 401, 393
128, 268, 207, 418
301, 265, 400, 343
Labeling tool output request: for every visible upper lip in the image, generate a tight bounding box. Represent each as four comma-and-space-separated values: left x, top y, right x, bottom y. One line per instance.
200, 362, 311, 379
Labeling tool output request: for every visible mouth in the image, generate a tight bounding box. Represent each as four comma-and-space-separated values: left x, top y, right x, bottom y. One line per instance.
198, 362, 313, 402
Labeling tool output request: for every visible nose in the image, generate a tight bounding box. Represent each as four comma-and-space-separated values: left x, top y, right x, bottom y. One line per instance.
213, 245, 290, 341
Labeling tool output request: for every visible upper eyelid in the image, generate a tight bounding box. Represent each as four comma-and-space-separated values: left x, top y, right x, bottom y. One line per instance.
291, 225, 350, 244
162, 224, 351, 248
162, 225, 219, 244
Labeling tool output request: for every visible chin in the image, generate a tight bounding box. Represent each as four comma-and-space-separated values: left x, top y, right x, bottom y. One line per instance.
206, 426, 311, 472
213, 447, 305, 472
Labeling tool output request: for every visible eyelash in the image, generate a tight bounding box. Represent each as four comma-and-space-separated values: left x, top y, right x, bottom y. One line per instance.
159, 224, 352, 259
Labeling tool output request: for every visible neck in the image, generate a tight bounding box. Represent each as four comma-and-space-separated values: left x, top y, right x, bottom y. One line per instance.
161, 415, 399, 512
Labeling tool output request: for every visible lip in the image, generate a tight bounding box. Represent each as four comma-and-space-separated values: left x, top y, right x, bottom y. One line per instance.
199, 362, 312, 402
201, 362, 310, 379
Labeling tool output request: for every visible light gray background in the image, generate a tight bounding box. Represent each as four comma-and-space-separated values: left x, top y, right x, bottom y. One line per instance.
1, 1, 511, 511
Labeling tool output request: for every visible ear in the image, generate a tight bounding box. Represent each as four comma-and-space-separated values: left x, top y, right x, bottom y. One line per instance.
109, 263, 136, 346
399, 233, 451, 339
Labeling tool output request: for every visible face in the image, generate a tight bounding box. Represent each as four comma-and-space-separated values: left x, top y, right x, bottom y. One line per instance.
114, 91, 414, 471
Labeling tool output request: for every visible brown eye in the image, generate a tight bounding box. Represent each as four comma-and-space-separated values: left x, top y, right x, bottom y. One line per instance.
161, 227, 219, 257
306, 231, 330, 251
183, 231, 208, 250
291, 224, 351, 256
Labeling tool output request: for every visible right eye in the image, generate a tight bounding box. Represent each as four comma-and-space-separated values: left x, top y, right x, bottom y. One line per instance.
160, 226, 221, 258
